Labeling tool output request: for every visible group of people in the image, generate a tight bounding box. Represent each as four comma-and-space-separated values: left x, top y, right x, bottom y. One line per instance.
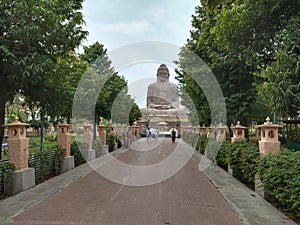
145, 127, 177, 143
145, 128, 159, 142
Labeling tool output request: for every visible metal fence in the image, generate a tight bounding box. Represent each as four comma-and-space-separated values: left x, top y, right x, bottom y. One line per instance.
28, 148, 61, 184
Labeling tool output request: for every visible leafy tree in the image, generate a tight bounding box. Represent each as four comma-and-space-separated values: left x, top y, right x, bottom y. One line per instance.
258, 17, 300, 118
24, 51, 88, 122
212, 0, 300, 119
177, 0, 300, 130
79, 42, 142, 124
0, 0, 87, 158
111, 88, 142, 125
213, 0, 300, 68
176, 1, 256, 126
129, 104, 142, 126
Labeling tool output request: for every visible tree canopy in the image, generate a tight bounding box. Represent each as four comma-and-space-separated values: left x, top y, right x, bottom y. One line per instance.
79, 42, 142, 125
0, 0, 88, 157
176, 0, 300, 126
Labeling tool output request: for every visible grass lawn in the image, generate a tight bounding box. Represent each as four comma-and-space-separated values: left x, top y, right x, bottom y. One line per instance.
29, 136, 58, 153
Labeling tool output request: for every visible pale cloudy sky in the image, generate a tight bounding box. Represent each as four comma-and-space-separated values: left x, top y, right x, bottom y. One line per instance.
81, 0, 199, 107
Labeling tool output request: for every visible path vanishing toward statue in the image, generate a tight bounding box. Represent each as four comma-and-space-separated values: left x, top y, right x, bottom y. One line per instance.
0, 138, 296, 225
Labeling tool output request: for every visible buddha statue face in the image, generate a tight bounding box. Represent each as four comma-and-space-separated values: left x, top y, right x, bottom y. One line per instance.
157, 64, 169, 82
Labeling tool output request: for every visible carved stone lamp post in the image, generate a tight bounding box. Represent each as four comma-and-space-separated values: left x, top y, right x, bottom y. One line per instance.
132, 122, 140, 139
4, 117, 35, 194
257, 116, 282, 156
231, 121, 247, 143
57, 122, 74, 173
216, 124, 227, 142
83, 124, 95, 161
200, 125, 207, 136
255, 117, 282, 197
97, 124, 108, 154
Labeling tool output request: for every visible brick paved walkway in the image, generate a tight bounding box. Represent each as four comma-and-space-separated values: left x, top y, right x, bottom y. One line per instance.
4, 139, 243, 225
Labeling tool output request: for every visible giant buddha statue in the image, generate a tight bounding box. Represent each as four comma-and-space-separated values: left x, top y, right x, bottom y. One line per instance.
141, 64, 187, 116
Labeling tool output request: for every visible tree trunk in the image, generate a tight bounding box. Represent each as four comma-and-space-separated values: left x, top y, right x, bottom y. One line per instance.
0, 83, 7, 160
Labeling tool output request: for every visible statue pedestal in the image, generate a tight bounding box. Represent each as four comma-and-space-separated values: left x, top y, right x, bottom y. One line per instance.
141, 107, 187, 117
12, 168, 35, 195
139, 114, 189, 130
60, 156, 75, 174
86, 149, 96, 161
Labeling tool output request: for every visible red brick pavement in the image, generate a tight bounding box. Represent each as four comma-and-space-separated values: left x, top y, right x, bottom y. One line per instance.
5, 139, 243, 225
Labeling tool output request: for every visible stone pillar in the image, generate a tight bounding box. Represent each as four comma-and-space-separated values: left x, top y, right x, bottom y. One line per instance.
257, 116, 282, 156
137, 126, 140, 138
57, 122, 74, 173
131, 125, 136, 138
98, 125, 106, 145
57, 122, 71, 157
125, 126, 130, 147
193, 127, 197, 134
231, 121, 247, 143
132, 124, 140, 139
97, 125, 108, 154
200, 126, 206, 136
83, 124, 95, 161
207, 127, 215, 139
4, 117, 35, 194
121, 125, 126, 145
49, 122, 54, 132
255, 116, 282, 197
216, 125, 227, 142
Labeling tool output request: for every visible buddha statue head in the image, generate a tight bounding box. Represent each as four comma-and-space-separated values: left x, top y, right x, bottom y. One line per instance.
156, 64, 169, 82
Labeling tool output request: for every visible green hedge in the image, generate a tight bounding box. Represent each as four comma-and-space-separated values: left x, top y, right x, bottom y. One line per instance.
215, 140, 231, 170
0, 161, 15, 196
181, 132, 199, 149
227, 141, 260, 189
206, 139, 222, 160
107, 134, 115, 152
196, 136, 208, 155
29, 148, 65, 184
259, 150, 300, 221
71, 142, 86, 167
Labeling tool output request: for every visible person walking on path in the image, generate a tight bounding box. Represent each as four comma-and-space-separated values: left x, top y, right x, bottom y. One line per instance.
155, 129, 159, 139
146, 127, 151, 143
171, 128, 176, 143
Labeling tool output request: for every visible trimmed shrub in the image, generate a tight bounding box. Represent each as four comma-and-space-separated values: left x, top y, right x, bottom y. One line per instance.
107, 134, 115, 152
116, 137, 122, 149
206, 139, 222, 160
196, 136, 208, 155
71, 142, 86, 167
28, 148, 65, 184
182, 132, 199, 148
215, 140, 231, 170
259, 150, 300, 221
0, 162, 15, 196
228, 141, 260, 189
